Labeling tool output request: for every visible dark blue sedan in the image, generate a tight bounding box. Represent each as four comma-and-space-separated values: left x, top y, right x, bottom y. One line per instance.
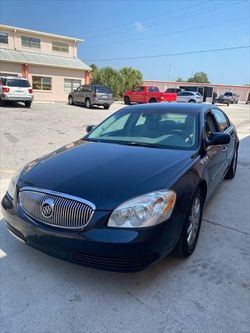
1, 103, 239, 271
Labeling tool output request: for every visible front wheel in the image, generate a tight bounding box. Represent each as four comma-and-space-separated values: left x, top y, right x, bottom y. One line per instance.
25, 101, 32, 108
149, 98, 157, 103
188, 99, 196, 103
68, 96, 74, 105
225, 148, 238, 179
103, 104, 110, 110
174, 188, 204, 258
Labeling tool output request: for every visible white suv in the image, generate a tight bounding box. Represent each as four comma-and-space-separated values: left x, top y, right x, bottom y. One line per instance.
177, 91, 203, 103
0, 76, 33, 107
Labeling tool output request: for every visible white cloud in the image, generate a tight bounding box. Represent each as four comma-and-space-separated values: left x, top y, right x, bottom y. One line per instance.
134, 22, 148, 32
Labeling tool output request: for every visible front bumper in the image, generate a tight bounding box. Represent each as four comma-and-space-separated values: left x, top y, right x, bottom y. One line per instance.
1, 193, 184, 272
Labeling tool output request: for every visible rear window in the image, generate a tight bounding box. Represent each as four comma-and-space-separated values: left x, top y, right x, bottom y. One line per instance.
95, 86, 112, 94
224, 92, 232, 96
6, 79, 30, 87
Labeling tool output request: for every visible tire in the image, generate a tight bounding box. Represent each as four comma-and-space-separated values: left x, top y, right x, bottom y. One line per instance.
174, 188, 204, 258
85, 98, 92, 109
104, 104, 110, 110
124, 96, 130, 105
0, 99, 5, 106
225, 148, 238, 180
25, 101, 32, 108
68, 96, 74, 105
149, 98, 157, 103
188, 99, 196, 103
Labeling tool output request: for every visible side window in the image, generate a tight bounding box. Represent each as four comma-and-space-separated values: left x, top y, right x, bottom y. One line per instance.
205, 113, 217, 139
83, 86, 92, 93
212, 108, 230, 132
148, 86, 159, 92
76, 86, 83, 92
134, 87, 144, 92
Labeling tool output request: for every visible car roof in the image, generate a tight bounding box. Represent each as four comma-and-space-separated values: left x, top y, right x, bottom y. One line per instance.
122, 102, 211, 114
0, 76, 28, 80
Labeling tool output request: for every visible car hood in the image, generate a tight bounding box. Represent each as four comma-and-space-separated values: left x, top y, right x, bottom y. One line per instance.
19, 139, 194, 210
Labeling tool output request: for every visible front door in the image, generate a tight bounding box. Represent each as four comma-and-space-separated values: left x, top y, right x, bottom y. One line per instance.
204, 112, 227, 195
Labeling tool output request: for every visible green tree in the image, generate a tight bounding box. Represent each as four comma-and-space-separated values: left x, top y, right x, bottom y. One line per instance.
176, 77, 185, 82
187, 72, 210, 83
89, 64, 143, 98
119, 67, 143, 96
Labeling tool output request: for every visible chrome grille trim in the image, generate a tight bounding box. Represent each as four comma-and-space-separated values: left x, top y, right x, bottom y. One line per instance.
19, 187, 95, 229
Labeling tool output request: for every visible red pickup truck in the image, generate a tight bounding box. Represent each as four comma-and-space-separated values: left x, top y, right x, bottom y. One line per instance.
123, 86, 177, 105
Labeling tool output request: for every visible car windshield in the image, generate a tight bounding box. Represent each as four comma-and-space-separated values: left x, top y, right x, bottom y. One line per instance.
6, 79, 30, 87
86, 109, 198, 150
224, 92, 232, 96
95, 86, 112, 93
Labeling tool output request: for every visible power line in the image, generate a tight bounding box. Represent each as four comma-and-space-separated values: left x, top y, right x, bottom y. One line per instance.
82, 0, 241, 40
82, 0, 205, 36
85, 16, 249, 47
86, 45, 249, 62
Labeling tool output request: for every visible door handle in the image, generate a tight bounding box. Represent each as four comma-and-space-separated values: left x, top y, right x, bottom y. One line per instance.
222, 146, 227, 152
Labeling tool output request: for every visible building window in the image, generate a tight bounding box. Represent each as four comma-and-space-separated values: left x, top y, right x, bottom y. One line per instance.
32, 76, 52, 90
22, 36, 41, 48
52, 41, 69, 53
64, 79, 81, 93
0, 32, 8, 44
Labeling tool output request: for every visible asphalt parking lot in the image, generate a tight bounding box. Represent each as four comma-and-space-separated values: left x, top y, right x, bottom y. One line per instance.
0, 101, 250, 333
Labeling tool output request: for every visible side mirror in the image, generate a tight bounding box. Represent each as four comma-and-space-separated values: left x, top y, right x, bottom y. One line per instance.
86, 125, 95, 133
206, 132, 230, 146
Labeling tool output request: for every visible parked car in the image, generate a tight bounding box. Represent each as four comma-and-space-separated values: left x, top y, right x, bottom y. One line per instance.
177, 91, 203, 103
68, 84, 114, 109
217, 92, 239, 105
123, 86, 176, 104
0, 76, 33, 107
165, 88, 182, 93
2, 103, 239, 272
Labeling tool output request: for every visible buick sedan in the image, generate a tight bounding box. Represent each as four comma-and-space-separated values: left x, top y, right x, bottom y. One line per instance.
1, 103, 239, 272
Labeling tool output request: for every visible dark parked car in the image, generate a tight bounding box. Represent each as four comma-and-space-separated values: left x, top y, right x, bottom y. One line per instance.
2, 103, 239, 272
68, 84, 114, 109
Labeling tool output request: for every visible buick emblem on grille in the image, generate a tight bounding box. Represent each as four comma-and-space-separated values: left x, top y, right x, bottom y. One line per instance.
41, 198, 55, 218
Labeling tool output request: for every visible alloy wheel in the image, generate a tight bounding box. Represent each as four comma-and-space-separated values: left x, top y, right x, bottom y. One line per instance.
187, 197, 201, 247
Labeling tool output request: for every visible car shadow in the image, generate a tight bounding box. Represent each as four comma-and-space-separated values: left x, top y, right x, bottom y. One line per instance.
0, 101, 27, 108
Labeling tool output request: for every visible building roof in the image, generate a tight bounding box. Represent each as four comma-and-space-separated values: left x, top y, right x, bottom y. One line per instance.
144, 80, 250, 89
0, 24, 83, 42
0, 48, 92, 71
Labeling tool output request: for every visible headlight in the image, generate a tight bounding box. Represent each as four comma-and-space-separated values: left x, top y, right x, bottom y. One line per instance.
108, 190, 176, 228
7, 168, 22, 199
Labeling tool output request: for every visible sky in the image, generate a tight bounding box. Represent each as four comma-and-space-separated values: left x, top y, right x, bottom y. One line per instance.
1, 0, 249, 85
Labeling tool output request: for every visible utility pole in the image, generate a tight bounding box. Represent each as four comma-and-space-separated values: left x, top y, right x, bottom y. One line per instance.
167, 64, 172, 82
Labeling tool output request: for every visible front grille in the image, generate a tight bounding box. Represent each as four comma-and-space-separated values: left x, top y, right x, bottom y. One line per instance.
71, 251, 160, 272
19, 188, 95, 229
